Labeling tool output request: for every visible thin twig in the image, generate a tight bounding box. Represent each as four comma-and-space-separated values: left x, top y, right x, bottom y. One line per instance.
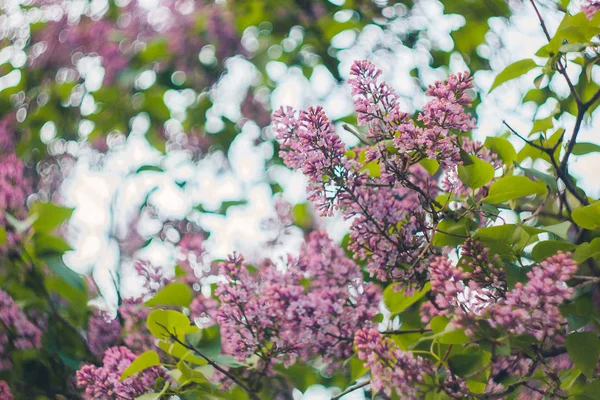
332, 381, 370, 400
342, 124, 372, 145
158, 323, 261, 400
382, 328, 432, 335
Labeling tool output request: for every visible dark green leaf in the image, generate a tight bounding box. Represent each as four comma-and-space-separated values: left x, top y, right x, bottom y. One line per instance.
566, 332, 600, 378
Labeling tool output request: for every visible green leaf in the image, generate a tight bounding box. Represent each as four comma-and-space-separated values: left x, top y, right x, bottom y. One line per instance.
484, 137, 516, 166
30, 202, 74, 233
45, 256, 85, 291
146, 309, 197, 339
517, 165, 558, 194
560, 43, 588, 53
489, 59, 538, 92
419, 158, 439, 175
574, 238, 600, 263
531, 241, 577, 262
572, 142, 600, 155
145, 282, 193, 308
121, 350, 161, 381
542, 221, 572, 240
360, 160, 381, 178
136, 165, 163, 173
432, 218, 474, 247
0, 227, 6, 245
566, 332, 600, 378
33, 233, 72, 257
457, 156, 495, 189
572, 201, 600, 230
448, 349, 491, 377
530, 116, 554, 134
177, 359, 209, 384
482, 176, 547, 204
383, 282, 431, 314
429, 316, 468, 344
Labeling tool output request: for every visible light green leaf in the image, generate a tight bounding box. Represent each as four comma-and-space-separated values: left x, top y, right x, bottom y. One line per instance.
566, 332, 600, 378
530, 116, 554, 134
145, 282, 193, 308
146, 309, 197, 339
457, 155, 495, 189
121, 350, 161, 381
572, 201, 600, 230
383, 282, 431, 314
489, 59, 538, 92
419, 158, 439, 175
484, 137, 516, 166
574, 238, 600, 263
572, 142, 600, 155
30, 202, 74, 233
0, 227, 6, 245
34, 233, 72, 257
482, 176, 547, 204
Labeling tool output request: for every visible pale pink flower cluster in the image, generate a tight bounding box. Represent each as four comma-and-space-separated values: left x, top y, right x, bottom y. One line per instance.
215, 231, 380, 372
0, 381, 12, 400
273, 60, 478, 285
489, 251, 577, 340
134, 259, 169, 294
421, 247, 577, 341
582, 0, 600, 19
354, 328, 432, 399
0, 290, 42, 370
75, 346, 167, 400
349, 60, 475, 169
273, 104, 433, 283
86, 311, 122, 358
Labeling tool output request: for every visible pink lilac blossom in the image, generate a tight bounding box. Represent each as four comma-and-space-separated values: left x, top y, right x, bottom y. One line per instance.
75, 346, 167, 400
582, 0, 600, 19
421, 247, 576, 341
215, 232, 380, 372
134, 259, 169, 294
348, 60, 475, 169
0, 114, 15, 152
354, 328, 432, 399
0, 290, 42, 370
273, 104, 433, 284
488, 252, 577, 340
189, 294, 218, 328
176, 233, 206, 285
87, 311, 122, 358
119, 298, 154, 354
0, 381, 12, 400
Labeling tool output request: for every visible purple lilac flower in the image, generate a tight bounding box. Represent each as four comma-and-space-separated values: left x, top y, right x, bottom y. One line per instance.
75, 346, 167, 400
583, 0, 600, 19
0, 381, 13, 400
0, 290, 42, 370
215, 232, 380, 372
354, 328, 432, 399
87, 311, 122, 358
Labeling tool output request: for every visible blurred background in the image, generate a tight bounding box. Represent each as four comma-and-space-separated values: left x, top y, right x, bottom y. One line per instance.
1, 0, 599, 397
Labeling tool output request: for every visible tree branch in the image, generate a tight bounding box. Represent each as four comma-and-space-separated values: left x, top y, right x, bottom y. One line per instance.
160, 324, 261, 400
332, 381, 370, 400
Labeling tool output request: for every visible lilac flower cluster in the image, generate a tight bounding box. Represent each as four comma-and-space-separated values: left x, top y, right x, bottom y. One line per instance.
421, 246, 577, 341
0, 114, 15, 152
349, 60, 475, 169
273, 60, 477, 284
75, 346, 167, 400
134, 259, 170, 294
87, 311, 122, 358
0, 381, 12, 400
354, 328, 432, 399
215, 231, 380, 372
583, 0, 600, 19
0, 290, 42, 370
489, 251, 577, 340
119, 298, 154, 355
